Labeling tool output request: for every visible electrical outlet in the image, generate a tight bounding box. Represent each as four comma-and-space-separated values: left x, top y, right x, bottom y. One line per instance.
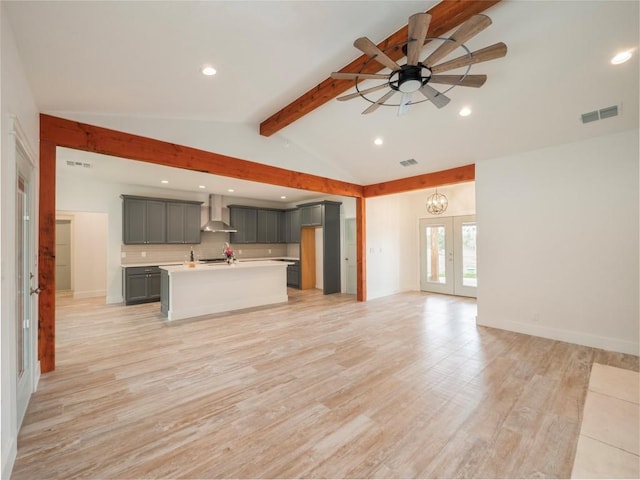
141, 251, 146, 258
121, 252, 126, 258
268, 249, 272, 254
238, 249, 242, 255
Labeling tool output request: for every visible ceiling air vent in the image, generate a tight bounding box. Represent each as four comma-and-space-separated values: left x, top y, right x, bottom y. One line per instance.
400, 158, 418, 167
581, 105, 619, 124
599, 105, 618, 119
65, 160, 92, 168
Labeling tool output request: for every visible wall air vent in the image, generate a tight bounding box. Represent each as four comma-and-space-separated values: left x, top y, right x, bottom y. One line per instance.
400, 158, 418, 167
581, 105, 619, 124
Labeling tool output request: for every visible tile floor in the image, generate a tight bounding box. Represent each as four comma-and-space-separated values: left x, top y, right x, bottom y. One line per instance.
571, 363, 640, 478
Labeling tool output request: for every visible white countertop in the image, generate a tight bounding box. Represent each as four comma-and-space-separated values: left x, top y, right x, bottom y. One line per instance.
122, 257, 299, 268
160, 260, 293, 273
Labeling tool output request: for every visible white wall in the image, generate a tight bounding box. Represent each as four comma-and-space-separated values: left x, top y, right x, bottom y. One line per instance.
1, 6, 40, 478
476, 129, 639, 355
366, 182, 476, 300
57, 211, 108, 299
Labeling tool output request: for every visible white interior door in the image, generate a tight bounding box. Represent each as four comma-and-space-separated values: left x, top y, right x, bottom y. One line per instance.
55, 219, 72, 291
345, 218, 356, 295
420, 215, 477, 298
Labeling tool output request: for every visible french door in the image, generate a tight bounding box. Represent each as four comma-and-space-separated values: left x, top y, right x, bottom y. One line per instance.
16, 142, 36, 426
419, 215, 477, 298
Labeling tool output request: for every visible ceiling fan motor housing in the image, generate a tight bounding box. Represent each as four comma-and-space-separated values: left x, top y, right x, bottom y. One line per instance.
393, 64, 429, 93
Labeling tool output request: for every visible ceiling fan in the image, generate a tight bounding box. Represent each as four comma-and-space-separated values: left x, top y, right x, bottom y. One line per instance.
331, 13, 507, 115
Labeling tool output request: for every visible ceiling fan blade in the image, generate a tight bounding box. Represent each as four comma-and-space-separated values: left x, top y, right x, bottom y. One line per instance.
423, 14, 492, 67
406, 13, 431, 65
362, 89, 396, 115
429, 74, 487, 88
398, 92, 412, 116
331, 72, 390, 80
418, 84, 450, 109
354, 37, 401, 71
430, 42, 507, 74
337, 83, 391, 101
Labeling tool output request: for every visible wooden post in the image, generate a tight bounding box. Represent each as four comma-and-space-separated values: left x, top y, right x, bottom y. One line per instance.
38, 140, 56, 373
356, 197, 366, 302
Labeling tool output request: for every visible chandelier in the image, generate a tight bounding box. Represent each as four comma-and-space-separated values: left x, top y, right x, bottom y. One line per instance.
426, 189, 448, 215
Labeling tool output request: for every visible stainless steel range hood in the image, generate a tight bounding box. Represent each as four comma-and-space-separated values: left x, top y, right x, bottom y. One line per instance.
201, 194, 237, 233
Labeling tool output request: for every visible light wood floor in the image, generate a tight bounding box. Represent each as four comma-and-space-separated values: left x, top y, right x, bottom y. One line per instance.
13, 289, 639, 479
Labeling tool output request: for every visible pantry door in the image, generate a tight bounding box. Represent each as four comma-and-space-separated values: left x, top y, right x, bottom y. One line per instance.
419, 215, 477, 298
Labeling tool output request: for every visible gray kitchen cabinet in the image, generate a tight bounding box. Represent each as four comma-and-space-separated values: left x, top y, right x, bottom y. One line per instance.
160, 270, 169, 315
122, 195, 166, 244
166, 202, 202, 244
300, 204, 322, 226
229, 206, 257, 243
321, 202, 341, 294
123, 195, 202, 245
257, 209, 283, 243
286, 261, 300, 288
123, 197, 167, 244
297, 201, 341, 295
284, 209, 301, 243
123, 266, 161, 305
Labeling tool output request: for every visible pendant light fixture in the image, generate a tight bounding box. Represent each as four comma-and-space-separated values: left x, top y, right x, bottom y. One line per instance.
426, 188, 448, 215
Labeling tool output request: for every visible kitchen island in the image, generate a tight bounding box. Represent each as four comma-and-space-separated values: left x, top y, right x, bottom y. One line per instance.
159, 260, 290, 321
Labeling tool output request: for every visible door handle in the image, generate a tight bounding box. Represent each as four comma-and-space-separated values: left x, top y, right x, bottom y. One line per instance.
30, 286, 41, 295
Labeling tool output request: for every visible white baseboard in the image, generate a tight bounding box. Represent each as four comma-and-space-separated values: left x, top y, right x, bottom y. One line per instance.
73, 289, 106, 299
1, 437, 17, 480
34, 361, 41, 391
477, 316, 639, 356
106, 295, 124, 304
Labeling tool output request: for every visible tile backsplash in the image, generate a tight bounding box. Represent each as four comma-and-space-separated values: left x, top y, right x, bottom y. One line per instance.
121, 232, 297, 264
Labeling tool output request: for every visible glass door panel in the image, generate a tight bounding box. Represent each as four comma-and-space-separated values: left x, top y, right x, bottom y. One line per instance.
420, 218, 454, 294
454, 216, 477, 297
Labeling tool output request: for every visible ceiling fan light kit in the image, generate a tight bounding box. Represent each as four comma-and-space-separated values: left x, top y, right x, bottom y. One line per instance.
331, 12, 507, 115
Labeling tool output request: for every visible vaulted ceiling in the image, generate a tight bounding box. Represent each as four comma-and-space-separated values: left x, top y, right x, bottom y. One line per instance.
5, 0, 638, 198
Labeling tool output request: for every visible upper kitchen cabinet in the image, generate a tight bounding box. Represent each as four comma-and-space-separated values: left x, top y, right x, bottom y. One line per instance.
122, 196, 166, 244
229, 206, 257, 244
166, 201, 202, 244
257, 209, 284, 243
300, 204, 323, 226
122, 195, 203, 245
284, 208, 301, 243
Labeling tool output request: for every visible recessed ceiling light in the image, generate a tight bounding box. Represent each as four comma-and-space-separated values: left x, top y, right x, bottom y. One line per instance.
459, 107, 472, 117
161, 180, 169, 184
374, 137, 383, 146
611, 50, 632, 65
280, 196, 287, 199
201, 65, 217, 76
198, 185, 205, 189
227, 188, 234, 193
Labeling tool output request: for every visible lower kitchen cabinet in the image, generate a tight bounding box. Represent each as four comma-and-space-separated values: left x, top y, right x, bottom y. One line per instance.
123, 266, 161, 305
286, 261, 300, 288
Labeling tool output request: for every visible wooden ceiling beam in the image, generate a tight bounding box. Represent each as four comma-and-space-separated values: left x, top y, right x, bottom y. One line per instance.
363, 164, 475, 197
259, 0, 501, 137
41, 114, 364, 198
